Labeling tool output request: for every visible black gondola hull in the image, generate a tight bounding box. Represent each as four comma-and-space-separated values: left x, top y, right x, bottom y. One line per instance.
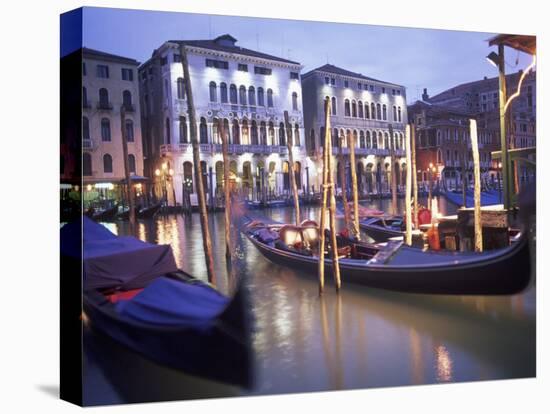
82, 275, 252, 389
245, 232, 531, 295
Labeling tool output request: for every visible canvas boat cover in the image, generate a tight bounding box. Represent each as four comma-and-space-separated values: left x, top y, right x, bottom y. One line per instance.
115, 276, 229, 328
61, 217, 178, 291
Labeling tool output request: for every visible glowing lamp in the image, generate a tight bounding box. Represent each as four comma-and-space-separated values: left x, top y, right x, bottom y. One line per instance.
486, 52, 499, 67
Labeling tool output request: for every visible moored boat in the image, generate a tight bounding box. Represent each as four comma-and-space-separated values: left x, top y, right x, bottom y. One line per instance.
241, 215, 531, 295
61, 217, 252, 388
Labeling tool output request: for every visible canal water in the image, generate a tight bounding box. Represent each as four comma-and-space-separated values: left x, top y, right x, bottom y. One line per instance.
83, 196, 536, 405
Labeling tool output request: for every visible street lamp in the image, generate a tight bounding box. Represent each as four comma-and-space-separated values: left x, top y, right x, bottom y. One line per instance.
486, 51, 499, 67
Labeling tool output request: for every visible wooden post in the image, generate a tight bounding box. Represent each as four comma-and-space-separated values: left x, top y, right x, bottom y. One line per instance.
389, 124, 398, 215
328, 127, 342, 292
219, 118, 232, 262
348, 130, 360, 240
470, 119, 483, 252
461, 149, 468, 208
318, 98, 331, 295
411, 124, 418, 229
337, 133, 350, 232
179, 43, 216, 285
284, 111, 301, 226
120, 105, 136, 226
405, 125, 412, 246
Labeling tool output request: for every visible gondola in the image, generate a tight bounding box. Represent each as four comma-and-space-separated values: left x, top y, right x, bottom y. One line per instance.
359, 215, 408, 242
118, 203, 162, 220
241, 215, 531, 295
61, 217, 252, 388
91, 204, 119, 222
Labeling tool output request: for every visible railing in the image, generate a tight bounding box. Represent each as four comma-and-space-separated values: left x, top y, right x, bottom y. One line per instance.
330, 147, 393, 157
83, 139, 93, 149
122, 103, 135, 112
160, 143, 288, 155
82, 100, 91, 109
97, 102, 113, 110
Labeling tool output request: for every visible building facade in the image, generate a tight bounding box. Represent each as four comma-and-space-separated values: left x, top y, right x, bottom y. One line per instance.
301, 64, 408, 195
408, 100, 499, 191
422, 70, 536, 186
139, 34, 307, 205
82, 48, 144, 206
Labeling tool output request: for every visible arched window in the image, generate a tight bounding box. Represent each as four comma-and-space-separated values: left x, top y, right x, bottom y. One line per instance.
82, 87, 88, 107
371, 103, 376, 120
241, 119, 249, 144
101, 118, 111, 141
359, 131, 365, 148
376, 104, 382, 120
382, 104, 387, 121
83, 153, 92, 176
199, 117, 208, 143
268, 122, 274, 145
358, 101, 363, 118
366, 131, 371, 148
320, 127, 326, 147
384, 132, 389, 149
183, 162, 194, 193
177, 77, 185, 99
212, 118, 220, 144
220, 82, 228, 103
239, 85, 247, 105
82, 116, 90, 140
123, 90, 132, 109
294, 124, 300, 146
365, 103, 370, 119
209, 81, 217, 102
257, 87, 265, 106
103, 154, 113, 173
125, 119, 134, 142
260, 121, 267, 145
292, 92, 298, 111
179, 116, 188, 143
437, 130, 442, 145
267, 89, 274, 107
393, 106, 397, 121
248, 86, 256, 106
351, 100, 357, 117
251, 120, 258, 144
229, 84, 238, 105
128, 154, 136, 174
378, 131, 383, 148
165, 117, 171, 144
332, 128, 338, 148
232, 120, 240, 144
398, 107, 402, 122
99, 88, 109, 108
344, 99, 351, 117
331, 97, 337, 115
279, 122, 286, 146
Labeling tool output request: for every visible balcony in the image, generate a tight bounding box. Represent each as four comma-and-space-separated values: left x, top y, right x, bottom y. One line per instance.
160, 143, 288, 156
82, 100, 91, 109
83, 139, 94, 149
122, 103, 135, 113
97, 101, 113, 110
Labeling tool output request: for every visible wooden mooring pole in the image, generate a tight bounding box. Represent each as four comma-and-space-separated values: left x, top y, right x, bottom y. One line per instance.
284, 111, 301, 226
405, 124, 413, 246
180, 43, 216, 285
411, 124, 418, 229
318, 98, 331, 295
469, 119, 483, 252
338, 133, 351, 232
120, 105, 136, 227
219, 118, 232, 262
349, 130, 360, 240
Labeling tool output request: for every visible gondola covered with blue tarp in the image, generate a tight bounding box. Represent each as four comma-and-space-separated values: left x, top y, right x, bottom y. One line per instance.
61, 217, 252, 388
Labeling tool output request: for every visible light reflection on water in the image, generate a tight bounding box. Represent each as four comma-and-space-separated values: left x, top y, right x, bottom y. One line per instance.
107, 196, 535, 396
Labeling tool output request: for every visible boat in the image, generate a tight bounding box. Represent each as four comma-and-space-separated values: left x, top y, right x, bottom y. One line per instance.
241, 215, 531, 295
61, 216, 252, 388
444, 188, 502, 207
359, 215, 407, 242
118, 203, 162, 220
91, 204, 119, 222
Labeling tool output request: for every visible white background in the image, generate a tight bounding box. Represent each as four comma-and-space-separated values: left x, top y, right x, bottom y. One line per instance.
0, 0, 547, 412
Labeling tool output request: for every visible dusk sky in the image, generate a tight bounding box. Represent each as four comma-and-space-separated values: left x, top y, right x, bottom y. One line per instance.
79, 7, 532, 102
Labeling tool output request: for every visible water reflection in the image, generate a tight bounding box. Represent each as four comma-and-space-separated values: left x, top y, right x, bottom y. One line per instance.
89, 196, 535, 404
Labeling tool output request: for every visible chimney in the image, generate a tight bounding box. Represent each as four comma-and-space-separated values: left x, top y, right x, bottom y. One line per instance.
483, 76, 488, 80
422, 88, 429, 101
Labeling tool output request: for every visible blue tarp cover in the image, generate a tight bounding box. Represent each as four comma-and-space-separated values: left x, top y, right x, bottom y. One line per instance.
444, 189, 501, 207
116, 276, 229, 328
61, 217, 178, 291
